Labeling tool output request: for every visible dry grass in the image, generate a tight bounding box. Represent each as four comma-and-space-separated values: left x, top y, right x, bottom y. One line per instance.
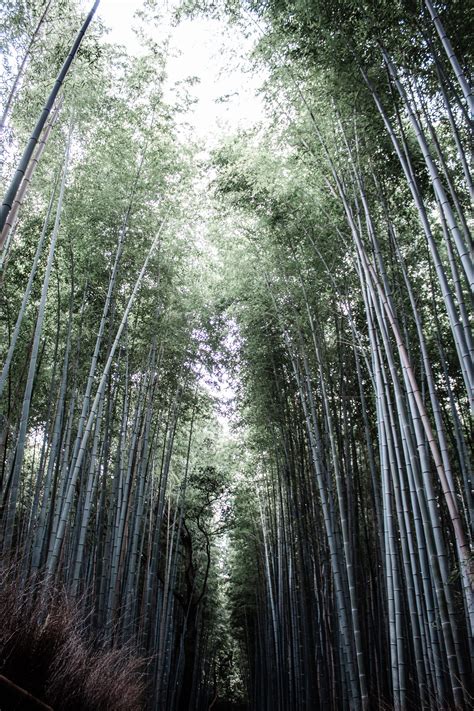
0, 562, 145, 710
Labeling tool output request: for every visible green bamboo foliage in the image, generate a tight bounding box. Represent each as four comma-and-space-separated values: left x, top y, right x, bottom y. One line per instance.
0, 0, 100, 236
0, 0, 54, 133
211, 3, 472, 707
1, 1, 472, 709
0, 9, 233, 706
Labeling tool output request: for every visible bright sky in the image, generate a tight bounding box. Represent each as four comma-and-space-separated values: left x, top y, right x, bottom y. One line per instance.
97, 0, 265, 144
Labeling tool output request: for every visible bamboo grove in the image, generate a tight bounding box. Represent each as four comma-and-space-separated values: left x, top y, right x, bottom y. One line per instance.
212, 0, 473, 709
0, 1, 472, 710
0, 2, 238, 708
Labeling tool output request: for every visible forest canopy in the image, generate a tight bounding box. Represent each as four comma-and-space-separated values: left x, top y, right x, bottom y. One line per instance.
0, 1, 472, 709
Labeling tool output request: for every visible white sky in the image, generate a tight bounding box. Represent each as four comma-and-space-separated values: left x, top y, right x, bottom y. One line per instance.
97, 0, 265, 144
